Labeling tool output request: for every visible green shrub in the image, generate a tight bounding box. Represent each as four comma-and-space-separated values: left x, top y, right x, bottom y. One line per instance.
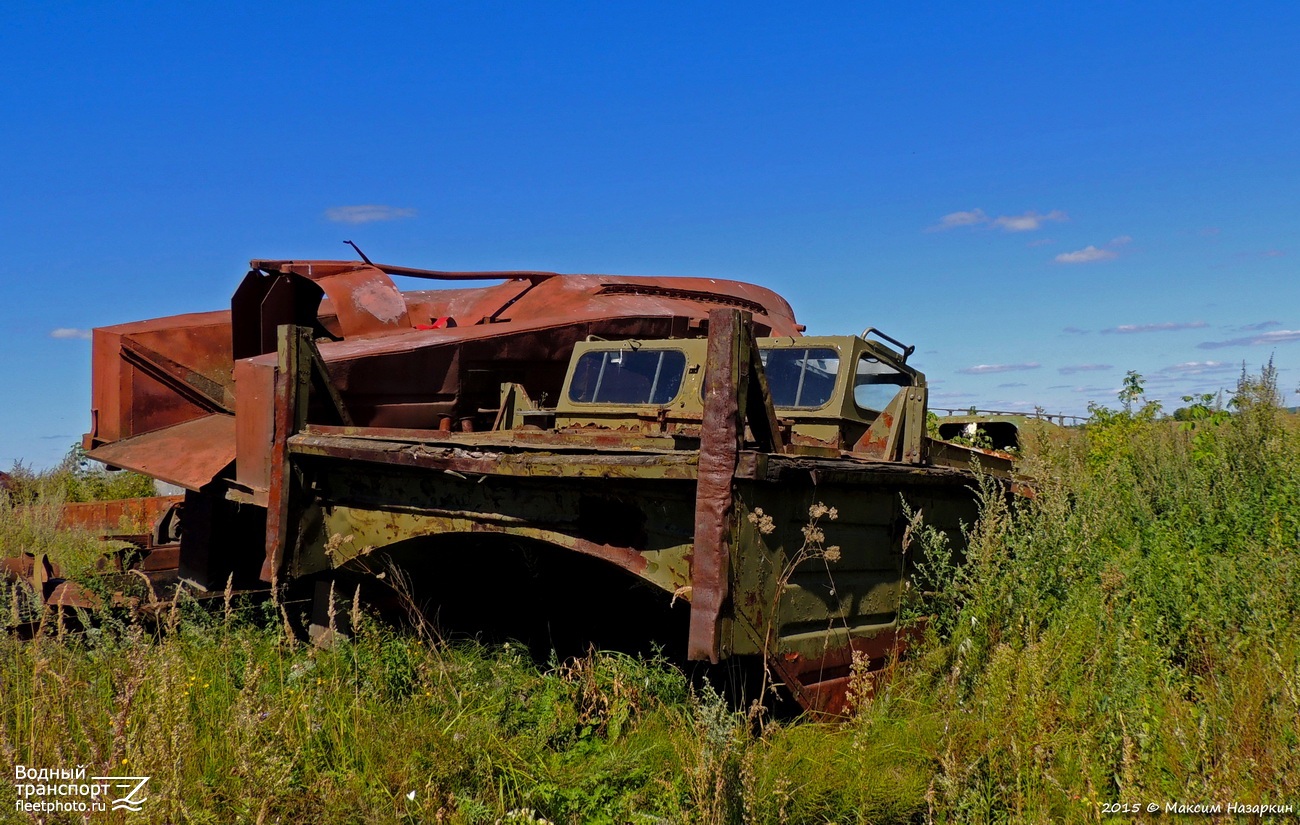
1, 369, 1296, 823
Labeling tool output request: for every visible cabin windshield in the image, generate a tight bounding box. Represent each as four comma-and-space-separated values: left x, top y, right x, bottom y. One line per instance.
853, 355, 911, 411
567, 349, 686, 405
759, 347, 840, 409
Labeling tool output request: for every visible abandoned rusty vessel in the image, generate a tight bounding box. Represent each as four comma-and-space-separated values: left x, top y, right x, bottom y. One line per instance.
71, 257, 1002, 714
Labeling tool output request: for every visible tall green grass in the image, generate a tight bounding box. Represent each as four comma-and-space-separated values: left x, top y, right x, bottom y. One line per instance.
1, 371, 1297, 823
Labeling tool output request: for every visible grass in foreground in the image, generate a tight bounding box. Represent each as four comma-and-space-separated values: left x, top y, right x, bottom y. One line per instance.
1, 370, 1298, 823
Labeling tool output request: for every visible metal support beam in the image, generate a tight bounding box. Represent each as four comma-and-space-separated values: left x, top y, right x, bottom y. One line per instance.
261, 325, 312, 582
688, 308, 749, 662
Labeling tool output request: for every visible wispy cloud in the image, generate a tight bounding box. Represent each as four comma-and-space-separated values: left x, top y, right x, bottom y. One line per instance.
930, 209, 988, 231
1161, 361, 1236, 375
1071, 384, 1116, 394
929, 208, 1066, 232
1055, 245, 1117, 264
996, 382, 1029, 388
1198, 329, 1300, 350
325, 204, 418, 224
1026, 238, 1056, 247
1054, 235, 1130, 264
50, 328, 91, 340
1062, 326, 1089, 334
991, 210, 1068, 232
1059, 363, 1113, 375
1101, 321, 1208, 334
957, 362, 1041, 375
931, 391, 978, 400
1236, 320, 1281, 332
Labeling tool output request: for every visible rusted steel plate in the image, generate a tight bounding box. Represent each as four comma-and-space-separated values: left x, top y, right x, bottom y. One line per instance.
87, 414, 235, 492
0, 555, 34, 582
767, 623, 926, 716
311, 266, 412, 338
58, 496, 182, 536
289, 433, 700, 479
688, 309, 746, 663
44, 580, 99, 611
119, 337, 234, 413
138, 545, 180, 572
250, 261, 800, 336
759, 454, 977, 485
301, 423, 692, 454
85, 311, 234, 448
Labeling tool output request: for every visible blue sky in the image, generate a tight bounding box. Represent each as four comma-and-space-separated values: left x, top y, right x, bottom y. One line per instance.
2, 2, 1297, 467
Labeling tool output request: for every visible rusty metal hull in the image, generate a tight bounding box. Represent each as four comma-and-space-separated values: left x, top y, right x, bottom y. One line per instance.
74, 261, 992, 715
264, 426, 977, 715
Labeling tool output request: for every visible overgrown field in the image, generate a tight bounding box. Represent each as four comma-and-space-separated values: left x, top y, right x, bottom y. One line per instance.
2, 372, 1298, 823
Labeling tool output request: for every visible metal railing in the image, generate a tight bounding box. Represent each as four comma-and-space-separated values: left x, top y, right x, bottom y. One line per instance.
930, 407, 1088, 426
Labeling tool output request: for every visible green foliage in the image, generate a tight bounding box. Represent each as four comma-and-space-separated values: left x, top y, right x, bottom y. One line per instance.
902, 364, 1300, 820
945, 425, 995, 452
4, 444, 157, 505
2, 367, 1298, 822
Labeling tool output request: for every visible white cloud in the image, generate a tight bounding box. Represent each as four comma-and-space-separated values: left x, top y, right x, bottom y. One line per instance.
1102, 321, 1208, 334
1198, 329, 1300, 350
325, 204, 418, 224
991, 210, 1067, 232
1237, 320, 1281, 332
957, 362, 1041, 375
1110, 235, 1133, 246
50, 328, 91, 340
1161, 361, 1236, 375
930, 209, 988, 231
1055, 245, 1117, 264
1059, 363, 1113, 375
1071, 384, 1117, 394
931, 208, 1067, 233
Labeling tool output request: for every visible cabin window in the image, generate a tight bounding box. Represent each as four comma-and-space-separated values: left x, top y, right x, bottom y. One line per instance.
853, 355, 911, 411
568, 349, 686, 405
759, 348, 840, 409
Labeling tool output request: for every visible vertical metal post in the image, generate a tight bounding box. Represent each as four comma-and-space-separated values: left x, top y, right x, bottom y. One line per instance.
260, 325, 311, 583
688, 308, 748, 662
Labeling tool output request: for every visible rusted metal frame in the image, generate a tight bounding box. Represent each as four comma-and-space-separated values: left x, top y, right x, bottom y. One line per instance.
688, 308, 751, 662
261, 325, 312, 583
299, 423, 691, 455
120, 337, 233, 413
901, 386, 928, 464
58, 496, 184, 536
289, 433, 700, 479
251, 259, 558, 284
741, 330, 784, 454
302, 335, 353, 426
779, 461, 973, 486
555, 408, 706, 424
